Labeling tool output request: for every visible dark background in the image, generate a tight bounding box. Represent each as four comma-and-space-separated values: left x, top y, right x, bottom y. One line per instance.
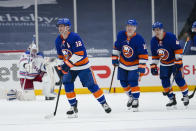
0, 0, 196, 56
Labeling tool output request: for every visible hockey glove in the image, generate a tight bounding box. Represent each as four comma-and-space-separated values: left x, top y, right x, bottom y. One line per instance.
61, 63, 70, 72
150, 64, 158, 76
138, 63, 146, 81
112, 55, 119, 66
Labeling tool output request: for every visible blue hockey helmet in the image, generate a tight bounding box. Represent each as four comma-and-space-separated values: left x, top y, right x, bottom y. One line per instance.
192, 21, 196, 28
127, 19, 138, 26
152, 22, 163, 30
56, 18, 71, 27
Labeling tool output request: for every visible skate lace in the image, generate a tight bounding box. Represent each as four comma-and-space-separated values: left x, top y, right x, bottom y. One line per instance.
102, 103, 109, 110
168, 99, 174, 104
183, 96, 189, 102
128, 97, 133, 103
68, 107, 74, 112
132, 100, 138, 105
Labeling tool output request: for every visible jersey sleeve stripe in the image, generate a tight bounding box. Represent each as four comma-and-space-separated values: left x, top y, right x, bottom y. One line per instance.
138, 54, 148, 60
112, 49, 120, 56
58, 55, 64, 59
74, 57, 89, 66
174, 49, 183, 54
65, 60, 74, 68
152, 56, 160, 59
75, 51, 84, 56
69, 54, 83, 64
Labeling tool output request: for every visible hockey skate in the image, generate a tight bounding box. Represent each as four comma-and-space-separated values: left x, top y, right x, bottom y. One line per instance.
127, 96, 133, 109
67, 101, 78, 118
102, 102, 112, 113
132, 99, 139, 112
45, 92, 56, 100
182, 95, 189, 107
166, 95, 177, 109
45, 96, 55, 100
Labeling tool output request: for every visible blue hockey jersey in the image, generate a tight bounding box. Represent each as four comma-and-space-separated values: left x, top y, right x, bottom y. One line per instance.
55, 32, 90, 70
112, 30, 148, 70
150, 32, 183, 66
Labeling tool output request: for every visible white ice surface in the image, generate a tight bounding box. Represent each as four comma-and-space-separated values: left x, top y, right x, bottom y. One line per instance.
0, 92, 196, 131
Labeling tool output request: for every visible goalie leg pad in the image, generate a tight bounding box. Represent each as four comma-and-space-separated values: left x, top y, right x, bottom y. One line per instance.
7, 89, 36, 101
17, 90, 36, 101
42, 73, 56, 98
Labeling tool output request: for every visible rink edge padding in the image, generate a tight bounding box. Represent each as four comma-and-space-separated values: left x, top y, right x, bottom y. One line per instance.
34, 85, 196, 95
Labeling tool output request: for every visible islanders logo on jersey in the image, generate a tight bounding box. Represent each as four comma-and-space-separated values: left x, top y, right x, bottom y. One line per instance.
157, 48, 169, 60
62, 49, 72, 59
122, 45, 133, 58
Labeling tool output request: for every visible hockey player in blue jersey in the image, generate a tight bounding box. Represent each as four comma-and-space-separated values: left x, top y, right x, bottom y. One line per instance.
112, 19, 148, 112
55, 18, 111, 117
150, 22, 189, 108
190, 21, 196, 52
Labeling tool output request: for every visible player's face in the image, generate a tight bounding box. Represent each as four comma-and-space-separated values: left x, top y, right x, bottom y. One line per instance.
126, 25, 136, 36
58, 24, 69, 34
153, 28, 164, 38
31, 49, 37, 54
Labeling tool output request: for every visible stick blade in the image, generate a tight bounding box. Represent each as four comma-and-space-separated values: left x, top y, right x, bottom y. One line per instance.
44, 113, 55, 119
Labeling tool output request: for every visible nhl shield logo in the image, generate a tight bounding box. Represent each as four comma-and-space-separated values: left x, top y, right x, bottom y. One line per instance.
62, 49, 72, 59
122, 45, 133, 58
157, 48, 169, 60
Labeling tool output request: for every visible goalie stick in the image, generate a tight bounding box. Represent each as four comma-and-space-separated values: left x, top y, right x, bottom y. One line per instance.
162, 37, 189, 96
44, 76, 63, 119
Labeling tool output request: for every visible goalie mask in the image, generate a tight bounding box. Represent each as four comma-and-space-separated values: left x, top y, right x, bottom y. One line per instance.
29, 44, 37, 55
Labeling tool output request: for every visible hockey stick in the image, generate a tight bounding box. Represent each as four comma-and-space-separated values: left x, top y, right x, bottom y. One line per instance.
181, 87, 196, 101
44, 76, 63, 119
109, 66, 116, 93
162, 37, 189, 96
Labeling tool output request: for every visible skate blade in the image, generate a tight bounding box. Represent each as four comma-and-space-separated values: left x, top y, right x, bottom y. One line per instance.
132, 108, 139, 112
67, 113, 78, 118
166, 105, 177, 110
127, 106, 132, 110
184, 105, 189, 109
127, 107, 139, 112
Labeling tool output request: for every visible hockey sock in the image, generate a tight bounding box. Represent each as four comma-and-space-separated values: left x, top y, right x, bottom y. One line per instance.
131, 86, 140, 99
180, 84, 189, 96
65, 92, 77, 106
123, 86, 132, 97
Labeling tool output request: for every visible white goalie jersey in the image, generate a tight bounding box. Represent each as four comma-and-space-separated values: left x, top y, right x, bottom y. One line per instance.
19, 50, 46, 79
